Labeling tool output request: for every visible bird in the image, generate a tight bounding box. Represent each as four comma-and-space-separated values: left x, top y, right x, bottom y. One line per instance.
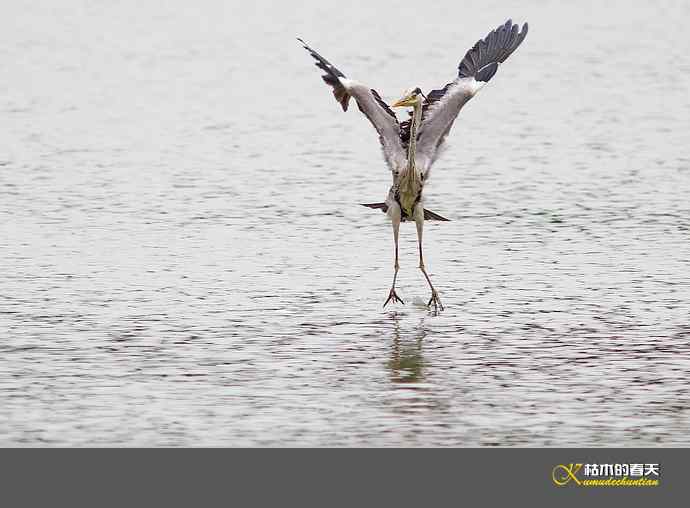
298, 19, 528, 311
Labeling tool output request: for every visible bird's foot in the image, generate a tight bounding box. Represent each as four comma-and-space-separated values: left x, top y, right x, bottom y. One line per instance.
383, 288, 404, 308
427, 290, 444, 312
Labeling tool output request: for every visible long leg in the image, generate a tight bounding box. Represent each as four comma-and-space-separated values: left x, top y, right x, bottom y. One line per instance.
384, 219, 404, 307
415, 213, 444, 311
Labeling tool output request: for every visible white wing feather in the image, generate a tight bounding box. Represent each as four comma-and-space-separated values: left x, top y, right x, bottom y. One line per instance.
341, 79, 407, 171
413, 20, 528, 171
298, 39, 407, 172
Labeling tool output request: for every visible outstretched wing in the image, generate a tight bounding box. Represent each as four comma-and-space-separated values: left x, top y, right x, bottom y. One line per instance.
298, 38, 407, 171
410, 20, 528, 169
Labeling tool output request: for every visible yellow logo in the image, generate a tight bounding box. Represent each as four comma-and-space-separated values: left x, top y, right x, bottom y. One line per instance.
552, 463, 582, 486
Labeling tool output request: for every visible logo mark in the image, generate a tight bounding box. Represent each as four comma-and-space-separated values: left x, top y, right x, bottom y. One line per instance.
552, 463, 582, 486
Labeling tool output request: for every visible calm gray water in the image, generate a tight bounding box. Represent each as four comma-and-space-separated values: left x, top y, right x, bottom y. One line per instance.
1, 0, 689, 446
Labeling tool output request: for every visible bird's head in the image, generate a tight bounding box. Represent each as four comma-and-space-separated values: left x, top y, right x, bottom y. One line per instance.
391, 87, 425, 108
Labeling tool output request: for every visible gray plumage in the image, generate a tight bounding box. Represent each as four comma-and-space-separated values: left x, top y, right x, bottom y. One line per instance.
298, 20, 529, 310
458, 19, 529, 79
299, 20, 528, 172
296, 37, 350, 111
297, 37, 407, 173
411, 20, 529, 169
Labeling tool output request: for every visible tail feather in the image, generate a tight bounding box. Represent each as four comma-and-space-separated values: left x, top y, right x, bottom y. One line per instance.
361, 203, 450, 221
361, 202, 388, 212
423, 209, 450, 221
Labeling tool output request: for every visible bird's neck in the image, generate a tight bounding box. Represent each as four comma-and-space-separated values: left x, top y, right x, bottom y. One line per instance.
407, 102, 423, 170
399, 102, 423, 217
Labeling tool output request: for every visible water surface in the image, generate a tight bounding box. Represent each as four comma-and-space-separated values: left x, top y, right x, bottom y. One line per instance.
1, 0, 689, 446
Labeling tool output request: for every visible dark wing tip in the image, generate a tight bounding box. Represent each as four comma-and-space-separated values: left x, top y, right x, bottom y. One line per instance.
457, 19, 529, 81
298, 38, 351, 111
519, 22, 529, 43
475, 61, 498, 82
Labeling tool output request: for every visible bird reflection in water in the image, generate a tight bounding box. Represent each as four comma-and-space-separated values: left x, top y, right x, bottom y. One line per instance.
387, 314, 427, 384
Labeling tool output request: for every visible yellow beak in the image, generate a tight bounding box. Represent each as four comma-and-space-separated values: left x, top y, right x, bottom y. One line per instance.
391, 96, 414, 108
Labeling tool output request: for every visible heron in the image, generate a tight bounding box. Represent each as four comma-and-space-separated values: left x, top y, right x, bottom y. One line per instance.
298, 19, 528, 311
